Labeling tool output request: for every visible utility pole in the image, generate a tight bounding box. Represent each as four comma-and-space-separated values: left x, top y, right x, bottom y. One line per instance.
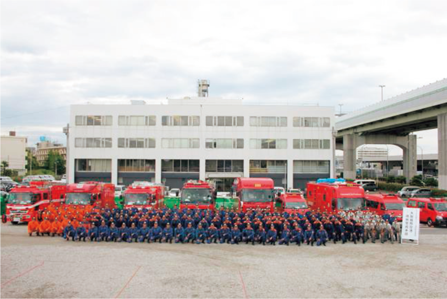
379, 85, 385, 101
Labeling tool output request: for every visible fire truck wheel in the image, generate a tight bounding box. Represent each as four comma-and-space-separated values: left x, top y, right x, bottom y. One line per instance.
11, 221, 18, 225
427, 218, 433, 227
1, 214, 6, 223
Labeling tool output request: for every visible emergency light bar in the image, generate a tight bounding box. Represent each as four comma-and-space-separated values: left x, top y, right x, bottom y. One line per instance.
316, 178, 346, 184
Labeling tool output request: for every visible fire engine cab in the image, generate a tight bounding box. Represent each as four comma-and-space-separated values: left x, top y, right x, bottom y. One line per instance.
275, 192, 309, 214
365, 193, 405, 221
3, 184, 66, 224
306, 179, 366, 212
63, 182, 115, 208
122, 184, 165, 210
180, 180, 216, 210
233, 178, 275, 212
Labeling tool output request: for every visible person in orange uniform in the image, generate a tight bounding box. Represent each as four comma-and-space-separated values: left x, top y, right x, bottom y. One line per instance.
51, 217, 62, 237
38, 217, 52, 236
28, 217, 40, 236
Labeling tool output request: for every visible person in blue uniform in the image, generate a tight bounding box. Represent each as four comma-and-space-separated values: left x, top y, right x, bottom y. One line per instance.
195, 223, 207, 244
184, 223, 196, 243
231, 225, 241, 244
128, 223, 140, 243
174, 223, 185, 244
207, 223, 219, 244
89, 222, 99, 242
316, 226, 328, 246
150, 222, 163, 243
266, 224, 277, 245
290, 226, 303, 246
108, 222, 119, 242
219, 223, 231, 244
255, 224, 266, 245
138, 222, 151, 243
162, 223, 173, 243
119, 223, 129, 242
98, 220, 110, 242
63, 221, 76, 241
279, 226, 291, 245
75, 225, 87, 242
242, 223, 255, 245
304, 226, 314, 246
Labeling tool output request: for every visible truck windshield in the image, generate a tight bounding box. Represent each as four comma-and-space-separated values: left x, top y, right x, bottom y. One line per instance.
338, 198, 365, 210
385, 203, 405, 210
434, 203, 447, 211
8, 193, 34, 205
65, 193, 92, 205
241, 189, 273, 203
125, 194, 148, 205
285, 202, 308, 209
181, 188, 211, 204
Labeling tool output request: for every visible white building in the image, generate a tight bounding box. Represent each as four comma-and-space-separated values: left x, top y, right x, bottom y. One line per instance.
1, 132, 27, 175
67, 94, 334, 190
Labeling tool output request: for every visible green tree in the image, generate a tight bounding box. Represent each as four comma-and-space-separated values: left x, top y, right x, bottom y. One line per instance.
1, 161, 10, 176
44, 150, 66, 176
423, 177, 438, 187
25, 149, 39, 172
410, 175, 425, 187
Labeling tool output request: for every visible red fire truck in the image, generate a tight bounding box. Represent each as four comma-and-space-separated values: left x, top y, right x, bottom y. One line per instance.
275, 192, 309, 214
122, 184, 165, 210
233, 178, 275, 212
180, 180, 216, 210
2, 184, 66, 224
306, 181, 366, 212
365, 193, 405, 221
63, 182, 115, 208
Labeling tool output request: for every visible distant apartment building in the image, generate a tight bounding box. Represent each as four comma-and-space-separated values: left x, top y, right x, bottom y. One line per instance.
35, 141, 67, 165
1, 131, 27, 175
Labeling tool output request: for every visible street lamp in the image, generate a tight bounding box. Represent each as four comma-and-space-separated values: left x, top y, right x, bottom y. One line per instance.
379, 85, 386, 101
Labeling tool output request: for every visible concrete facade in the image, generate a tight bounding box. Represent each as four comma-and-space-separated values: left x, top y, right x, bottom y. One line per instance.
68, 97, 335, 190
438, 113, 447, 189
1, 134, 27, 175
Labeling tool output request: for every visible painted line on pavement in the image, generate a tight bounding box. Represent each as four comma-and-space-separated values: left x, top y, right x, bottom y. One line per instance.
239, 270, 249, 299
1, 261, 45, 288
114, 265, 142, 298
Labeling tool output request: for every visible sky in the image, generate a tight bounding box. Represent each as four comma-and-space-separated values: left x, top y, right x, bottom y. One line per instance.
1, 0, 446, 155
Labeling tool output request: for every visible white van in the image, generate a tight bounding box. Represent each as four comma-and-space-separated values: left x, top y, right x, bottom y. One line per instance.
353, 179, 376, 185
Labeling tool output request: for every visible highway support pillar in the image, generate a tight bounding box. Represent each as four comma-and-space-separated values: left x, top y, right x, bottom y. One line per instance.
439, 113, 447, 190
403, 135, 417, 184
343, 134, 356, 180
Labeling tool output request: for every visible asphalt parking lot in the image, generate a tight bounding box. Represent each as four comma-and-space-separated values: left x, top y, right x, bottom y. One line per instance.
1, 223, 447, 298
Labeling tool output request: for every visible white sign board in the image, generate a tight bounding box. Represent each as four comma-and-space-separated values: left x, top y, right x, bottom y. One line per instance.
401, 207, 420, 243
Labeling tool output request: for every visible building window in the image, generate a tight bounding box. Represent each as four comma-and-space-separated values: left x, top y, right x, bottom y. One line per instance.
161, 116, 200, 126
294, 160, 330, 173
249, 160, 286, 173
76, 159, 111, 172
75, 138, 112, 148
205, 160, 244, 172
117, 138, 156, 148
118, 115, 156, 126
250, 116, 287, 127
75, 115, 112, 126
293, 139, 330, 149
161, 138, 200, 149
161, 160, 200, 172
205, 116, 244, 127
249, 139, 287, 149
118, 159, 155, 172
293, 117, 330, 127
205, 139, 244, 149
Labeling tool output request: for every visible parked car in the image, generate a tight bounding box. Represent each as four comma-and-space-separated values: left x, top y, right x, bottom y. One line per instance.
114, 185, 126, 198
60, 174, 67, 183
287, 188, 302, 194
354, 179, 376, 186
397, 186, 421, 198
361, 182, 378, 192
0, 177, 17, 192
168, 188, 181, 197
410, 188, 432, 198
406, 197, 447, 227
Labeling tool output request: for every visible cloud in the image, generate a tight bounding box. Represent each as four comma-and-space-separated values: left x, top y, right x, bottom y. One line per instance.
1, 0, 446, 152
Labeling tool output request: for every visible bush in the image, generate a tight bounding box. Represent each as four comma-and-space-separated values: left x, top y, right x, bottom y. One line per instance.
386, 176, 396, 183
431, 188, 447, 197
395, 176, 407, 184
377, 182, 406, 193
424, 177, 438, 187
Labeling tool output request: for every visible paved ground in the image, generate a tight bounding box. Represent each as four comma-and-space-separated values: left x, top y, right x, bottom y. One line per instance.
1, 223, 447, 298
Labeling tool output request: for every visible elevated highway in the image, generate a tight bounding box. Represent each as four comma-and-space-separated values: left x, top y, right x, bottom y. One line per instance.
335, 79, 447, 189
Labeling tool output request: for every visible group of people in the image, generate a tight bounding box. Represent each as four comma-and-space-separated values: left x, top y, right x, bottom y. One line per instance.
27, 203, 402, 246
